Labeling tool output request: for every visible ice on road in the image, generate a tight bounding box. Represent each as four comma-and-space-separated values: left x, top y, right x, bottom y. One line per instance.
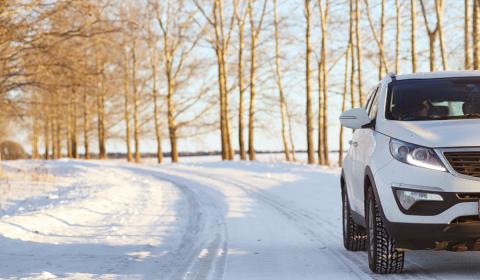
0, 159, 480, 279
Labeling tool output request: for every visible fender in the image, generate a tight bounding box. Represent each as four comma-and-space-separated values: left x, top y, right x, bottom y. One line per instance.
364, 166, 395, 236
341, 169, 367, 228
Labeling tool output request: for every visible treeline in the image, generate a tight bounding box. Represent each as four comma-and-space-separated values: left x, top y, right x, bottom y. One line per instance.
0, 0, 477, 166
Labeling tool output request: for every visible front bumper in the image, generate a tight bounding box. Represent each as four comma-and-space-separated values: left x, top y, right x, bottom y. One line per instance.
388, 221, 480, 251
374, 159, 480, 250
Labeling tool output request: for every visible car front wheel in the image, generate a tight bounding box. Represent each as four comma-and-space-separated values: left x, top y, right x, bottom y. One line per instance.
366, 188, 404, 274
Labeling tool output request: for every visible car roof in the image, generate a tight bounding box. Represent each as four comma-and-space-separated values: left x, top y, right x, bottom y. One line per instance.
392, 71, 480, 81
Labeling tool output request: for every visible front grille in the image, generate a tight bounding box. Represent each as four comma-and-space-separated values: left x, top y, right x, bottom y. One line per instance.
457, 193, 480, 200
450, 215, 480, 224
444, 151, 480, 178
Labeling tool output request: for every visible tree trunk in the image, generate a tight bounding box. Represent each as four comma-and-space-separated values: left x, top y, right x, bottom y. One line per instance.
350, 0, 356, 108
428, 33, 437, 71
474, 0, 480, 69
151, 59, 163, 164
123, 47, 133, 162
213, 0, 233, 161
131, 44, 141, 163
379, 0, 386, 79
319, 0, 329, 166
70, 87, 78, 159
287, 107, 296, 162
339, 44, 351, 167
466, 0, 472, 69
411, 0, 417, 72
273, 0, 291, 162
167, 77, 178, 163
248, 0, 257, 161
355, 0, 365, 106
435, 0, 448, 70
32, 100, 40, 160
66, 94, 72, 158
395, 0, 401, 74
305, 0, 315, 164
235, 1, 247, 161
420, 0, 439, 72
83, 88, 90, 160
44, 102, 50, 160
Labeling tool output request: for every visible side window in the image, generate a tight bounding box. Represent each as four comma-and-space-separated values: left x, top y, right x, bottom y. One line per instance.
369, 85, 381, 120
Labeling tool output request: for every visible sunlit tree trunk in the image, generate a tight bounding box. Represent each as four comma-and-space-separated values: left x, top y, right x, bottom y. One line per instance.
123, 46, 133, 162
32, 100, 40, 159
435, 0, 448, 70
411, 0, 417, 72
305, 0, 315, 164
350, 0, 357, 108
247, 0, 267, 161
234, 0, 247, 161
474, 0, 480, 69
83, 88, 90, 160
273, 0, 291, 162
318, 0, 329, 166
395, 0, 401, 74
131, 42, 141, 163
379, 0, 386, 79
339, 45, 351, 167
247, 0, 257, 161
355, 0, 365, 106
466, 0, 472, 69
70, 87, 78, 159
420, 0, 439, 72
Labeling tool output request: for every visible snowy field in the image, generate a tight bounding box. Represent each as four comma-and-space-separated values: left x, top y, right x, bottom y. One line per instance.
0, 159, 480, 279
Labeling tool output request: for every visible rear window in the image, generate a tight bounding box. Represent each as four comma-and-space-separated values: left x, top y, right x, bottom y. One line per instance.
386, 77, 480, 121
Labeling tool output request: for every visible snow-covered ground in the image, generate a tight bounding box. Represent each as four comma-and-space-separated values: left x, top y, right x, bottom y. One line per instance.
0, 159, 480, 279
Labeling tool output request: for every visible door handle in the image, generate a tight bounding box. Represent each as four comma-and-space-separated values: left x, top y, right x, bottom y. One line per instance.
349, 140, 358, 147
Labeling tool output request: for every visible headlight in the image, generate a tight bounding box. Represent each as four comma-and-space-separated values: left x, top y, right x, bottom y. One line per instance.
395, 189, 443, 210
389, 138, 446, 171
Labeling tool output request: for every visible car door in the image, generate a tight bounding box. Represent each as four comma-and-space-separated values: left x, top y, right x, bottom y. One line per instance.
349, 85, 380, 214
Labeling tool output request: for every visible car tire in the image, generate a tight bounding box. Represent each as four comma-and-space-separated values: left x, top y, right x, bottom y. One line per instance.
366, 187, 404, 274
342, 187, 367, 251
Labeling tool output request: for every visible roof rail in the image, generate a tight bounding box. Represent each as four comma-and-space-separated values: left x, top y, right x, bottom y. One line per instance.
388, 72, 397, 81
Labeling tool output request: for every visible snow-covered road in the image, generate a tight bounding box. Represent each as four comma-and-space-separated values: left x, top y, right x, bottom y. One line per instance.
1, 160, 480, 279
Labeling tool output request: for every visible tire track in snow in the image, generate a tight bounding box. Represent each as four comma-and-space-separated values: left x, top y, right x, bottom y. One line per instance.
119, 166, 228, 280
165, 167, 440, 280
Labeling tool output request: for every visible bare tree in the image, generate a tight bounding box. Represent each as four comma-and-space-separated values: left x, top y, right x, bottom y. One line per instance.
273, 0, 291, 162
234, 0, 248, 160
395, 0, 401, 74
466, 0, 472, 69
305, 0, 315, 164
317, 0, 329, 166
247, 0, 268, 161
355, 0, 365, 106
411, 0, 417, 72
364, 0, 389, 77
474, 0, 480, 69
194, 0, 235, 160
419, 0, 446, 71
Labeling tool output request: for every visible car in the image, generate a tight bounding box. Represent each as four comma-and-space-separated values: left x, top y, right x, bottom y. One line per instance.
339, 71, 480, 274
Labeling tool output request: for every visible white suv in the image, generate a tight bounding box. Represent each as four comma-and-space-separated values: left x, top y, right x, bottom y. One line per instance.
340, 71, 480, 274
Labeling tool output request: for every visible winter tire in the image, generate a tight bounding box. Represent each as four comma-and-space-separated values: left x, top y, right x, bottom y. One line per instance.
366, 188, 404, 274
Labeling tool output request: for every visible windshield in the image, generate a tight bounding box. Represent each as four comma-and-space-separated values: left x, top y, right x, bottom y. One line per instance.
386, 77, 480, 121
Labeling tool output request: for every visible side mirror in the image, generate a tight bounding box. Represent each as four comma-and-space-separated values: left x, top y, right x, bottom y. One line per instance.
339, 108, 372, 129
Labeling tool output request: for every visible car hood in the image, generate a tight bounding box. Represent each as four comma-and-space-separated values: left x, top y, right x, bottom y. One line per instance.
379, 120, 480, 148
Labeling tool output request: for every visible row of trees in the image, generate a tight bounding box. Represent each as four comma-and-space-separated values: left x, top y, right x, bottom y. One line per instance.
0, 0, 477, 166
